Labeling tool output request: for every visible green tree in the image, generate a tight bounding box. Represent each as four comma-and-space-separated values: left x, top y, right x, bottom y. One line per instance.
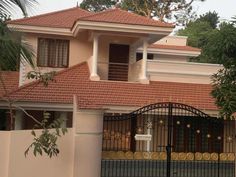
0, 0, 37, 71
178, 21, 213, 48
178, 11, 219, 46
197, 11, 219, 29
0, 16, 34, 71
177, 11, 220, 62
211, 23, 236, 119
80, 0, 117, 12
0, 0, 36, 17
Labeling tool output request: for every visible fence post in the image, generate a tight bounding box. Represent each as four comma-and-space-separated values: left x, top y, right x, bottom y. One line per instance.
166, 102, 173, 177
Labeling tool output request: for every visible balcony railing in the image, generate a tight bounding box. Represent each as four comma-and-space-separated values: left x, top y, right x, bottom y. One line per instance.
97, 62, 129, 81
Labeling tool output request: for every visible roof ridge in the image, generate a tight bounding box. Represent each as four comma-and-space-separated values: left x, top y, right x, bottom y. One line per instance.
115, 8, 171, 25
78, 8, 117, 20
8, 7, 91, 23
6, 62, 87, 96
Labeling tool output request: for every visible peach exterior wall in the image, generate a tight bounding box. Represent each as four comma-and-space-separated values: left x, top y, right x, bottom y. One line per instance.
22, 32, 92, 85
147, 60, 222, 84
0, 129, 74, 177
0, 131, 10, 177
156, 36, 187, 46
74, 110, 104, 177
153, 54, 189, 62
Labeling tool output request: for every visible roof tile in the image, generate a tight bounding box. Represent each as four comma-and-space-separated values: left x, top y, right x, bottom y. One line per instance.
0, 71, 19, 97
8, 7, 173, 29
8, 7, 92, 28
79, 8, 174, 28
5, 63, 217, 111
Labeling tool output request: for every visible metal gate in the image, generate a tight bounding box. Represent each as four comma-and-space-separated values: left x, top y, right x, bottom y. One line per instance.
101, 102, 235, 177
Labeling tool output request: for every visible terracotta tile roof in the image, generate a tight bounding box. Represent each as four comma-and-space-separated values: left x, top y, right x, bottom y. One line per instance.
149, 44, 201, 52
8, 7, 92, 28
5, 63, 217, 111
8, 7, 173, 29
0, 71, 19, 97
79, 8, 174, 28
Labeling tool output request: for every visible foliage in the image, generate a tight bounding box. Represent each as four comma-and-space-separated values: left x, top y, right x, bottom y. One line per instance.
178, 21, 213, 48
201, 23, 236, 64
177, 11, 220, 62
0, 15, 35, 71
80, 0, 116, 12
27, 71, 56, 86
25, 112, 67, 157
197, 11, 219, 29
0, 0, 37, 17
212, 68, 236, 119
209, 23, 236, 118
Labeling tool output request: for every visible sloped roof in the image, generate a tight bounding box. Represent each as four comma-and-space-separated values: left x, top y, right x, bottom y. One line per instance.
8, 7, 173, 29
0, 71, 19, 97
149, 44, 201, 52
8, 7, 92, 28
78, 8, 174, 28
5, 63, 217, 111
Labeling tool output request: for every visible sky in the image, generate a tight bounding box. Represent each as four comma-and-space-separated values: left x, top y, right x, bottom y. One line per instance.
15, 0, 236, 22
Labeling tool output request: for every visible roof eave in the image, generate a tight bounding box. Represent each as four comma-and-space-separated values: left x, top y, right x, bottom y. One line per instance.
0, 100, 73, 111
7, 24, 73, 36
72, 20, 174, 37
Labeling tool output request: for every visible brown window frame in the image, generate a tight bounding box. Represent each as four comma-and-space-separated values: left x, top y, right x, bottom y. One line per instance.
37, 38, 70, 68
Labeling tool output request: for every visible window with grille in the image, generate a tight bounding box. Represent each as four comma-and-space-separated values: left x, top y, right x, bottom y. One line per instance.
37, 38, 69, 68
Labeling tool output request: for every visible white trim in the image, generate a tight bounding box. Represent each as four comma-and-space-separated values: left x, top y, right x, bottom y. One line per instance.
0, 101, 73, 111
137, 48, 201, 57
72, 21, 173, 36
148, 60, 222, 67
19, 59, 26, 86
7, 24, 73, 36
148, 70, 214, 76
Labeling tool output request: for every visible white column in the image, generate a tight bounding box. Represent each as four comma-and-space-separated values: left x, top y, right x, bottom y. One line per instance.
90, 34, 100, 81
140, 38, 149, 84
55, 111, 67, 128
14, 110, 24, 130
73, 109, 104, 177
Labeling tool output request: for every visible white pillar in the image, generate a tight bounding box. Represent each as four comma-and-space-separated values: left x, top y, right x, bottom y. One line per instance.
55, 111, 67, 128
73, 109, 104, 177
14, 110, 24, 130
90, 34, 100, 81
140, 38, 149, 84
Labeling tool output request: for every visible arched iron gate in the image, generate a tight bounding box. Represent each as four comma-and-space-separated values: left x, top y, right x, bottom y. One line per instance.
101, 102, 235, 177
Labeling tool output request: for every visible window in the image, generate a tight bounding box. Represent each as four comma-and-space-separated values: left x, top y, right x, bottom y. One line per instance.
37, 38, 69, 68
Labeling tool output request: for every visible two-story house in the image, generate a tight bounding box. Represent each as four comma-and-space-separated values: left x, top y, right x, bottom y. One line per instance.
0, 6, 235, 177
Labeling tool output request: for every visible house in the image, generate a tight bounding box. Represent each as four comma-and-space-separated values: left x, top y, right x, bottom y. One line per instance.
0, 6, 235, 177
